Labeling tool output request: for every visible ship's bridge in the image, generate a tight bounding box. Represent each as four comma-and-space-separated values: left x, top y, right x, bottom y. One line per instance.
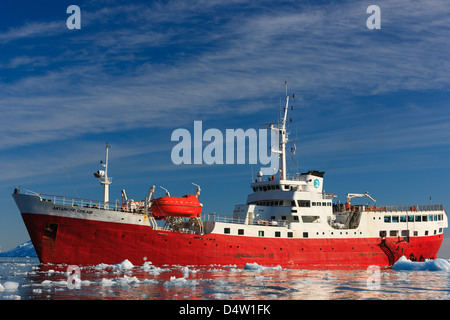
247, 170, 326, 205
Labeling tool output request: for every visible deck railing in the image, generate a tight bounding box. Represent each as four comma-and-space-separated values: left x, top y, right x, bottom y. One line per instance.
42, 194, 122, 211
363, 204, 444, 212
20, 189, 121, 211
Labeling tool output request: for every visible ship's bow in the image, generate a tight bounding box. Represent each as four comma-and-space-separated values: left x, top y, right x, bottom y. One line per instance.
12, 190, 50, 263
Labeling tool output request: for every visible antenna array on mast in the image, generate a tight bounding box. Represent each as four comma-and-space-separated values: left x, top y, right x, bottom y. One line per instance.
94, 143, 112, 206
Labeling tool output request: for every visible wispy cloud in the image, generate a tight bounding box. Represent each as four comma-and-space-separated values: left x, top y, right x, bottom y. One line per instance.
0, 0, 449, 176
0, 21, 62, 43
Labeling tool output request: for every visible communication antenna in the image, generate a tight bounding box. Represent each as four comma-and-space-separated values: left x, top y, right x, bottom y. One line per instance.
65, 166, 80, 198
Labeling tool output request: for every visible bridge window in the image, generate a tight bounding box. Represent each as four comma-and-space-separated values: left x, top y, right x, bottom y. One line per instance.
384, 216, 391, 223
301, 216, 320, 223
298, 200, 310, 207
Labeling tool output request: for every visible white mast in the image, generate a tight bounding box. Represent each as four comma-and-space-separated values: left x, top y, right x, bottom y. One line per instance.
94, 143, 112, 207
279, 82, 290, 181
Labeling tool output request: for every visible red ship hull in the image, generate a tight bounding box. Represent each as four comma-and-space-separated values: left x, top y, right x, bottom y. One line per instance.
21, 212, 443, 267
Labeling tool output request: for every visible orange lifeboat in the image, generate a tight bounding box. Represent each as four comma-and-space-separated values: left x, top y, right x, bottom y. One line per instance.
151, 194, 202, 219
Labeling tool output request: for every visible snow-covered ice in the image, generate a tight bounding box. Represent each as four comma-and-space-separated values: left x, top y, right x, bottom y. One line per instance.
393, 256, 450, 271
3, 281, 19, 291
114, 259, 134, 271
163, 276, 199, 287
244, 262, 282, 271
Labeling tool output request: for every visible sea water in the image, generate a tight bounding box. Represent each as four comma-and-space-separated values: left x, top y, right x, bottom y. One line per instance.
1, 256, 450, 300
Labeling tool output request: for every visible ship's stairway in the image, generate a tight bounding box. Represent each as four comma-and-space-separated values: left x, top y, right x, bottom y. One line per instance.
379, 238, 403, 266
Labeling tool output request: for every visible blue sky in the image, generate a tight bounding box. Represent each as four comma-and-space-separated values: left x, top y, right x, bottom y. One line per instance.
0, 0, 449, 253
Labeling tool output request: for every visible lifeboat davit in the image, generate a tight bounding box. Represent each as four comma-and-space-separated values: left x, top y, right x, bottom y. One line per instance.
151, 194, 202, 219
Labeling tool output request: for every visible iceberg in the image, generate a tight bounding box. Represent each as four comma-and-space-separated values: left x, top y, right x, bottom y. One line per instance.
114, 259, 134, 271
163, 276, 199, 287
3, 281, 19, 291
0, 240, 37, 257
0, 281, 20, 292
94, 259, 134, 272
244, 262, 282, 271
393, 256, 450, 271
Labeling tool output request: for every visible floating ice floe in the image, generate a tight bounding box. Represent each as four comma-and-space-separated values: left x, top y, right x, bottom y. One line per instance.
244, 263, 282, 271
1, 281, 19, 291
100, 275, 157, 287
140, 261, 167, 275
39, 279, 91, 287
393, 256, 450, 271
94, 259, 135, 273
163, 276, 199, 287
117, 275, 140, 286
114, 259, 134, 271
